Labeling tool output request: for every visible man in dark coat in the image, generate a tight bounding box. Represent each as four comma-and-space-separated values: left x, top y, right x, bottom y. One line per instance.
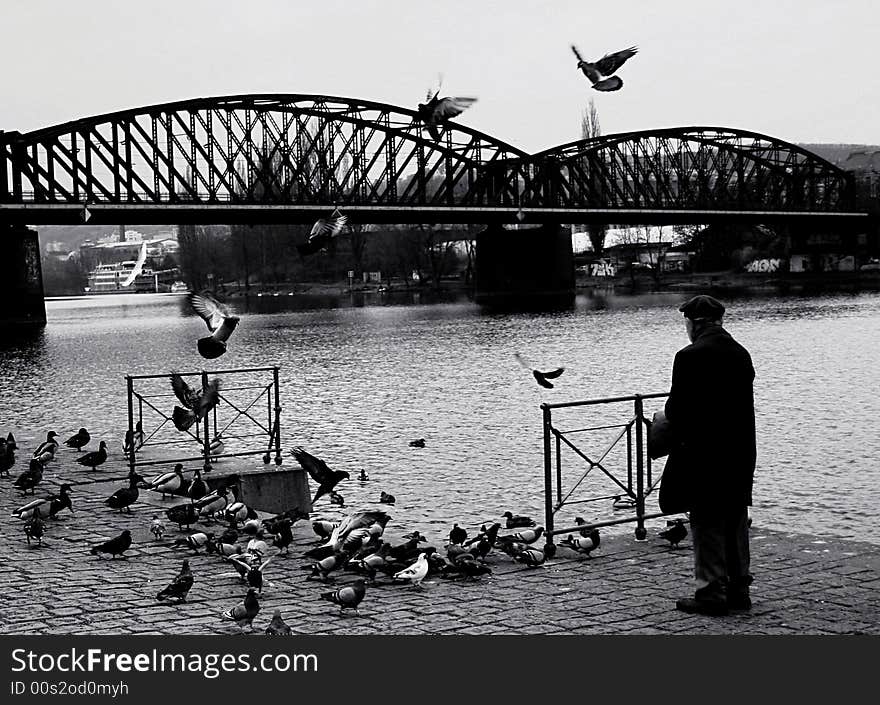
662, 295, 756, 616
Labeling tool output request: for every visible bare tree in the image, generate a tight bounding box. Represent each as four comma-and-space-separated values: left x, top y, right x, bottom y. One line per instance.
580, 99, 607, 255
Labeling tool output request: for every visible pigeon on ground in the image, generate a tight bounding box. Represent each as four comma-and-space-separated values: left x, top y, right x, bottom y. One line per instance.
270, 519, 295, 555
296, 209, 348, 257
24, 514, 46, 547
189, 291, 240, 359
14, 459, 44, 495
221, 588, 260, 632
150, 515, 166, 540
514, 546, 546, 567
187, 468, 208, 502
173, 531, 214, 553
417, 87, 477, 141
497, 526, 545, 548
502, 511, 536, 529
571, 44, 638, 92
32, 431, 59, 462
0, 444, 13, 477
90, 530, 132, 559
514, 352, 565, 389
345, 542, 392, 583
659, 519, 688, 548
147, 464, 185, 499
312, 519, 339, 541
76, 440, 107, 471
156, 559, 194, 603
166, 502, 198, 530
291, 446, 350, 505
449, 523, 468, 546
64, 428, 91, 451
321, 578, 367, 613
123, 421, 145, 456
171, 377, 221, 432
304, 551, 349, 581
392, 552, 430, 588
105, 473, 144, 513
561, 528, 601, 556
265, 609, 292, 635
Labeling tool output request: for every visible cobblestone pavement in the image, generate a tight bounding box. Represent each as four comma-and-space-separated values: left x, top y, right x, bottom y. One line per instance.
2, 457, 878, 636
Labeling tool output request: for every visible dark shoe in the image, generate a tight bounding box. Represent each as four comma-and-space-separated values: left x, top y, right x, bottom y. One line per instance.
727, 594, 752, 611
675, 597, 729, 616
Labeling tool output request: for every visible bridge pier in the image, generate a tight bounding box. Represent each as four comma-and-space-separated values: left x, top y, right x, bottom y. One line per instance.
474, 223, 575, 308
0, 225, 46, 327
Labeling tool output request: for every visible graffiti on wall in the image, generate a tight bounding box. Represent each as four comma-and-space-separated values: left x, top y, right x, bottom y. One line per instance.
745, 258, 783, 273
590, 261, 617, 277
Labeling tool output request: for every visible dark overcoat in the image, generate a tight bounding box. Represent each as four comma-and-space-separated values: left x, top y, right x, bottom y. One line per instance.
660, 324, 756, 512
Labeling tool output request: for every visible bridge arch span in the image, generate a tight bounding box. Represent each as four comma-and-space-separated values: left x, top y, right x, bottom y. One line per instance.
2, 93, 528, 212
521, 126, 853, 214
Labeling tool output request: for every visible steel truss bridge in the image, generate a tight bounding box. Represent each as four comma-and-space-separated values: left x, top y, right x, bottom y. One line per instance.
0, 94, 870, 226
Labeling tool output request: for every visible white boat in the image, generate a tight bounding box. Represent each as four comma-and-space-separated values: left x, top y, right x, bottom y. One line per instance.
170, 281, 190, 294
86, 261, 159, 294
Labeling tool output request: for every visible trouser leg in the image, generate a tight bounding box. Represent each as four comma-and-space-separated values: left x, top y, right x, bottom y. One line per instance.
689, 508, 727, 601
725, 506, 752, 598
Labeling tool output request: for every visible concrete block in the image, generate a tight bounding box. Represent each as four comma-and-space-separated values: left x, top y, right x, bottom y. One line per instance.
208, 467, 311, 514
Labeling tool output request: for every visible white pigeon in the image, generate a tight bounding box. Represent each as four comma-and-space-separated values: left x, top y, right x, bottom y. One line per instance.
392, 552, 429, 588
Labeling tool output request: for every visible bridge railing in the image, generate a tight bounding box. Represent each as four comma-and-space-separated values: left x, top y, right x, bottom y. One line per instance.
541, 392, 672, 551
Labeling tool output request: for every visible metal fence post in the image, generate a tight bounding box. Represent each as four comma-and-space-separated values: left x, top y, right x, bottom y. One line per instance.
273, 366, 282, 466
126, 376, 135, 476
634, 395, 647, 540
542, 403, 555, 556
202, 369, 211, 472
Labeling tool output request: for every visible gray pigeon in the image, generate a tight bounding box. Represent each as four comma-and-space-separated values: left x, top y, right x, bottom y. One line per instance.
571, 44, 638, 92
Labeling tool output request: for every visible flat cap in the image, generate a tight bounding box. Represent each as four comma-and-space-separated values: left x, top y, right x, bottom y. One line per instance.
679, 294, 725, 320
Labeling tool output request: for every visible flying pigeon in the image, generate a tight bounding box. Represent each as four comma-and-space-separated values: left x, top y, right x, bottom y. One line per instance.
571, 44, 638, 92
392, 552, 430, 588
321, 578, 367, 613
221, 588, 260, 632
156, 560, 194, 603
296, 209, 348, 257
265, 609, 292, 635
417, 84, 477, 141
514, 352, 565, 389
65, 428, 91, 451
76, 440, 108, 471
90, 530, 132, 559
659, 519, 688, 548
189, 291, 240, 359
171, 377, 221, 432
291, 446, 350, 505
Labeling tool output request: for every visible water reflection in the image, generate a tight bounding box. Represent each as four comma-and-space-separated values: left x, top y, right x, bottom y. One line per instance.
2, 290, 878, 545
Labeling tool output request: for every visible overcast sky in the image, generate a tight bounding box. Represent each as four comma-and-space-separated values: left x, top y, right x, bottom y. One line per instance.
2, 0, 878, 152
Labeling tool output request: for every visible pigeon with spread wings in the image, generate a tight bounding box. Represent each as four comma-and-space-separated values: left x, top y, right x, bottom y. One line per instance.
189, 291, 240, 359
417, 81, 477, 141
296, 209, 348, 257
571, 44, 638, 92
171, 376, 221, 432
514, 353, 565, 389
291, 446, 350, 506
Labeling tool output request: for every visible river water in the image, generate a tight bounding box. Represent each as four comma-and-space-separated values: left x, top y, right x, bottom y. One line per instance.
2, 289, 878, 545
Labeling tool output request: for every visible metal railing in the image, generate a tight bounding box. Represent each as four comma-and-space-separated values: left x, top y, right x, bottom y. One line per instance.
124, 366, 282, 474
542, 392, 671, 551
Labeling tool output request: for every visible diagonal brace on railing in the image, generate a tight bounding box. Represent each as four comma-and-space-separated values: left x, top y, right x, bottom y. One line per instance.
551, 418, 636, 512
